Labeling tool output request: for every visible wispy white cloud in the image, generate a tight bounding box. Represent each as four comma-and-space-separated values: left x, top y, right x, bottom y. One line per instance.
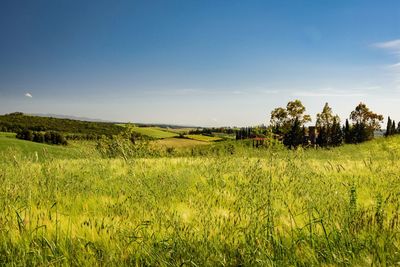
374, 39, 400, 89
388, 62, 400, 68
143, 87, 280, 96
374, 39, 400, 50
292, 86, 379, 97
24, 92, 33, 98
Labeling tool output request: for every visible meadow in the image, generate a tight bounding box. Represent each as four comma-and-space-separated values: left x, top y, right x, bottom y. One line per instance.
129, 127, 179, 139
1, 133, 400, 266
184, 134, 223, 142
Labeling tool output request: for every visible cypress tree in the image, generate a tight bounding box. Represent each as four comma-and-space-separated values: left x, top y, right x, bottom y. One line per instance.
392, 121, 396, 136
331, 117, 343, 146
344, 119, 352, 143
353, 122, 369, 143
283, 118, 303, 149
316, 126, 328, 147
302, 126, 308, 146
385, 116, 392, 137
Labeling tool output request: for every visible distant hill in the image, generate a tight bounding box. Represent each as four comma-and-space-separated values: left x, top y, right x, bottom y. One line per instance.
0, 112, 203, 137
31, 113, 200, 129
0, 112, 123, 136
30, 113, 111, 123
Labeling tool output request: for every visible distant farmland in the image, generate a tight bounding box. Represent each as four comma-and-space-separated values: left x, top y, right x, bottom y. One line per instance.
129, 127, 179, 139
185, 134, 222, 142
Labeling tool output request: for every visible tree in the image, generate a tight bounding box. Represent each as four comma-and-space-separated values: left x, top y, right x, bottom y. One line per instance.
33, 132, 45, 143
270, 100, 311, 135
331, 117, 343, 146
344, 119, 353, 143
270, 107, 289, 134
286, 100, 312, 125
350, 103, 383, 142
316, 126, 328, 147
353, 122, 369, 143
392, 120, 396, 136
386, 117, 392, 137
283, 117, 303, 149
316, 103, 340, 147
316, 103, 338, 128
271, 100, 311, 148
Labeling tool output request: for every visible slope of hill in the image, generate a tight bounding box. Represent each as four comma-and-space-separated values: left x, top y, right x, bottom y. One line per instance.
130, 127, 179, 139
30, 113, 111, 122
0, 132, 89, 159
0, 113, 123, 136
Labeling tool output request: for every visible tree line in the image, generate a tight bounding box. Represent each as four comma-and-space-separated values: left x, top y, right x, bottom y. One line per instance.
384, 116, 400, 137
0, 112, 123, 138
16, 129, 68, 145
269, 100, 385, 149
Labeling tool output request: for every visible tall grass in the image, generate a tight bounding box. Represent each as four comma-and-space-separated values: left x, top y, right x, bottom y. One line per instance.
1, 136, 400, 265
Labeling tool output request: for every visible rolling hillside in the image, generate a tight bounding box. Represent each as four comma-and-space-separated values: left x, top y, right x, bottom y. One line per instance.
0, 113, 123, 136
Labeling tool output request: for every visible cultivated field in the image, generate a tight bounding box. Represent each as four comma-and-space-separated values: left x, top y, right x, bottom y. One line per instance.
185, 134, 223, 142
155, 137, 211, 148
129, 127, 179, 139
1, 133, 400, 265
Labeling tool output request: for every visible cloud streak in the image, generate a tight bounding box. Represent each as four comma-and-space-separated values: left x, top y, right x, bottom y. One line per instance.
292, 86, 381, 98
374, 39, 400, 89
374, 39, 400, 50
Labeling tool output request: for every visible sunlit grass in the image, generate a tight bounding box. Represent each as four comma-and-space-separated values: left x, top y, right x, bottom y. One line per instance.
1, 135, 400, 265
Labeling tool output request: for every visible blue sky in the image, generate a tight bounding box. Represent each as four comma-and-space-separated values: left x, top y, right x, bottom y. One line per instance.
0, 0, 399, 126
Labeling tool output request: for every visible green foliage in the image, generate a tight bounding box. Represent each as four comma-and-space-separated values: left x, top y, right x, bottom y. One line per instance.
349, 102, 383, 142
385, 116, 392, 137
270, 99, 311, 135
96, 127, 155, 159
16, 129, 68, 145
331, 117, 343, 146
283, 117, 303, 149
315, 103, 343, 147
0, 113, 123, 137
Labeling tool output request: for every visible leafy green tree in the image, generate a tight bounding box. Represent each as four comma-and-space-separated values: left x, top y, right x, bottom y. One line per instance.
316, 103, 340, 147
33, 132, 45, 143
283, 118, 303, 149
270, 107, 288, 135
350, 103, 383, 142
270, 100, 311, 135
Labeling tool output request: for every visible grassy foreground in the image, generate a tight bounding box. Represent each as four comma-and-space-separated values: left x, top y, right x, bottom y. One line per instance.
1, 136, 400, 265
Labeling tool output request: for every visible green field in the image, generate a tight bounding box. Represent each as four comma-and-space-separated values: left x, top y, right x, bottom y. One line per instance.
119, 126, 179, 139
155, 137, 211, 148
0, 132, 92, 160
1, 133, 400, 265
185, 134, 223, 142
